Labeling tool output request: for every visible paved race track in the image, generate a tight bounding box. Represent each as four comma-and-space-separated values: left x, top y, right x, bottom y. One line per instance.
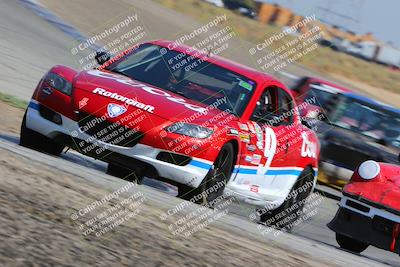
0, 0, 399, 265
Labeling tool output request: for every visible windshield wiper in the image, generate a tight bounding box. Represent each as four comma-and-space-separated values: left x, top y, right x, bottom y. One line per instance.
108, 68, 130, 77
169, 89, 188, 98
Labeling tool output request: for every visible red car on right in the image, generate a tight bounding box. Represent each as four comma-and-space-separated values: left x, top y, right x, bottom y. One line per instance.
329, 159, 400, 254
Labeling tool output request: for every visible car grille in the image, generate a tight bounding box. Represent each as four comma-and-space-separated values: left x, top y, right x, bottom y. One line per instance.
76, 112, 143, 148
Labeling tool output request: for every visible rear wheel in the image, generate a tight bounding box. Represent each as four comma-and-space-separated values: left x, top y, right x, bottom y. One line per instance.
336, 233, 369, 253
178, 143, 234, 206
20, 111, 64, 156
259, 167, 314, 231
106, 163, 142, 183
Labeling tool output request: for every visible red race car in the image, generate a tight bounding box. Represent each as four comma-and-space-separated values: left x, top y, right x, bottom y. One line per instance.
20, 40, 319, 223
329, 159, 400, 254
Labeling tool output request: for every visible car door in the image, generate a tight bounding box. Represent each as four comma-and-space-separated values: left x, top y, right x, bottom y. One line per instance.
276, 87, 299, 165
233, 86, 289, 191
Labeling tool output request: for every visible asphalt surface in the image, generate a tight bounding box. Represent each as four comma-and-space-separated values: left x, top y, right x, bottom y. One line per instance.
0, 0, 79, 100
0, 133, 395, 266
0, 0, 399, 265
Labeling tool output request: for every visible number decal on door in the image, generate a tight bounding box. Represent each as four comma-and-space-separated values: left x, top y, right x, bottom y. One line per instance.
257, 127, 277, 175
301, 132, 317, 158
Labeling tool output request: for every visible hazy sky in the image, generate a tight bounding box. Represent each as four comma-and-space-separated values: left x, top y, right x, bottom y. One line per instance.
261, 0, 399, 46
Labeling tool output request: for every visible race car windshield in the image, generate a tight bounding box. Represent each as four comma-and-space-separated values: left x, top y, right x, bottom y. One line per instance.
330, 99, 400, 147
305, 84, 335, 107
105, 44, 256, 116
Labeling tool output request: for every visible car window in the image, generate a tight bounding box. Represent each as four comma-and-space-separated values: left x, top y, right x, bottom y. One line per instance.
331, 99, 400, 145
106, 43, 257, 116
251, 87, 280, 126
278, 89, 294, 124
305, 87, 334, 107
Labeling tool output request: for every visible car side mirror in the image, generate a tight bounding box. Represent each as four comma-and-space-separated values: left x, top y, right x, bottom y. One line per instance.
95, 51, 111, 65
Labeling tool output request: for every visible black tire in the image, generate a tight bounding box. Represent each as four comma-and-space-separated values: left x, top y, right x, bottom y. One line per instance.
336, 233, 369, 253
259, 167, 314, 231
20, 111, 64, 156
178, 143, 234, 205
106, 163, 142, 183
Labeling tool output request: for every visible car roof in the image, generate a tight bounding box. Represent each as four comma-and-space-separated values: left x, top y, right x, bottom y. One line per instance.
150, 39, 282, 85
342, 92, 400, 115
306, 77, 352, 92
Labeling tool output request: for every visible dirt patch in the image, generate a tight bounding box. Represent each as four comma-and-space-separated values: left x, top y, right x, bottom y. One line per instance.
0, 101, 24, 135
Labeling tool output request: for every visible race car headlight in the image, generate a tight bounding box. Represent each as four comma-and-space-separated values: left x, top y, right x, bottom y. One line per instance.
358, 160, 380, 180
44, 72, 72, 95
166, 123, 213, 139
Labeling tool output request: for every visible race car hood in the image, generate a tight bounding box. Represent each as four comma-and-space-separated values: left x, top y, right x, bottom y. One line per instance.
344, 163, 400, 212
317, 124, 400, 170
71, 69, 225, 122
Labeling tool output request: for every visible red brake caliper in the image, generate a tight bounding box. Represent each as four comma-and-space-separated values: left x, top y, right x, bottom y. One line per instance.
390, 223, 400, 252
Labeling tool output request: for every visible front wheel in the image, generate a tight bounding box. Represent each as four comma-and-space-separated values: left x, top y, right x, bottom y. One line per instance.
259, 167, 314, 231
20, 111, 64, 156
336, 233, 369, 253
178, 143, 234, 206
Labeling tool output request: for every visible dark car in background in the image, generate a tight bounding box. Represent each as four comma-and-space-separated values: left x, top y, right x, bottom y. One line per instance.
315, 92, 400, 187
291, 77, 352, 120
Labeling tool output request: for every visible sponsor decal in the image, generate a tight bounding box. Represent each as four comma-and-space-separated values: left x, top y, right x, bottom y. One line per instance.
251, 154, 262, 165
247, 122, 256, 133
238, 123, 249, 131
256, 141, 263, 150
88, 70, 206, 113
238, 80, 254, 91
227, 128, 239, 136
79, 97, 89, 109
239, 132, 250, 143
245, 155, 253, 162
247, 144, 256, 152
254, 123, 264, 149
107, 103, 127, 118
250, 185, 259, 193
301, 132, 317, 158
93, 87, 155, 113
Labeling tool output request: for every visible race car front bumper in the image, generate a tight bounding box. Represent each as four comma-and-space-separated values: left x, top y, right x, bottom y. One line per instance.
328, 196, 400, 254
26, 100, 211, 187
